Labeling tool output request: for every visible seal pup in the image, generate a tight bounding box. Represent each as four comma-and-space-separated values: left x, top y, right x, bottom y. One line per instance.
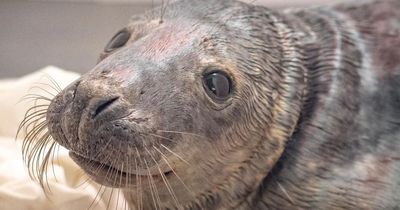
20, 0, 400, 209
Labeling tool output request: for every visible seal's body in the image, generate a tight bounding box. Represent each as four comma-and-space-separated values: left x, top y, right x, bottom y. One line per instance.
23, 0, 400, 209
254, 2, 400, 209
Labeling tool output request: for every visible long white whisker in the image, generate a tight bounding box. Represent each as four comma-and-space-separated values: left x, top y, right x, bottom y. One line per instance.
116, 163, 124, 210
160, 144, 190, 165
277, 181, 295, 204
153, 146, 195, 198
156, 129, 209, 140
146, 148, 181, 209
143, 157, 159, 210
149, 133, 177, 143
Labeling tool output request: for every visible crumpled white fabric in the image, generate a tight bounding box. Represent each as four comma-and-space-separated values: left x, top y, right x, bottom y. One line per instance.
0, 66, 126, 210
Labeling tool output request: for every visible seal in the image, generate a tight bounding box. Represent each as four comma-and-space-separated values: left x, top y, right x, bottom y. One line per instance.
20, 0, 400, 209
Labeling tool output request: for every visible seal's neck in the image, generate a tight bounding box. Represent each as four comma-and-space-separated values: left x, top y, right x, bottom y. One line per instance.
247, 7, 371, 209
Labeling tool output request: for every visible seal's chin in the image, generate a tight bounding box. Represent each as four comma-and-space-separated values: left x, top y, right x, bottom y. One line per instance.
69, 152, 172, 188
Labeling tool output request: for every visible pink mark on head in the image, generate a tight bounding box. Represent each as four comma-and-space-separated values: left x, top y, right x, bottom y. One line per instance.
136, 24, 197, 60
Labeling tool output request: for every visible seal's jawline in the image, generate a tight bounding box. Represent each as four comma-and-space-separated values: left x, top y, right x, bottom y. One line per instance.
69, 151, 171, 178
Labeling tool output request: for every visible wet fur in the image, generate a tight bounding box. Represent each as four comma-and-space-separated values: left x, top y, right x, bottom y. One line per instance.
19, 0, 400, 209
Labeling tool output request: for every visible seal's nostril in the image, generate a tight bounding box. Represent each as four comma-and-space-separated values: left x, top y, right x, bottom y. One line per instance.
93, 96, 120, 118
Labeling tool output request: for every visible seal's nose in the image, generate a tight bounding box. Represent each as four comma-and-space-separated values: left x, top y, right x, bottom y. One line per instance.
91, 96, 120, 119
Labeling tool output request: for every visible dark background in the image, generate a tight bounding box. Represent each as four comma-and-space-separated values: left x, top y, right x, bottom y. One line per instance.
0, 0, 346, 78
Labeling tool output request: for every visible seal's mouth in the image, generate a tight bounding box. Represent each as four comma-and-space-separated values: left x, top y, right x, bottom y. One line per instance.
69, 151, 173, 187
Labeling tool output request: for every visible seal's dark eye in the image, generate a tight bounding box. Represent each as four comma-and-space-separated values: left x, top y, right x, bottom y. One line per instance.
203, 71, 232, 100
104, 29, 131, 52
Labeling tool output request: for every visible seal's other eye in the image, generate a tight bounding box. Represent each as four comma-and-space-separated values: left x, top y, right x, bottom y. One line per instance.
203, 71, 232, 100
104, 29, 131, 52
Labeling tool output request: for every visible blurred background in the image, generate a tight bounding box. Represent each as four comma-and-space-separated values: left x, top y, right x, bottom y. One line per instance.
0, 0, 348, 78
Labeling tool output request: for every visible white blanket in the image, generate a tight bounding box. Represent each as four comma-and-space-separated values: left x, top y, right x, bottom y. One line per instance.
0, 66, 125, 210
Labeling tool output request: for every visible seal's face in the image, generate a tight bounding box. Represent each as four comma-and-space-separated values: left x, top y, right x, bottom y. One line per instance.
46, 0, 306, 209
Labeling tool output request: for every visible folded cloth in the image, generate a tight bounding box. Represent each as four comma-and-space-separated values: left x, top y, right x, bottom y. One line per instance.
0, 66, 126, 210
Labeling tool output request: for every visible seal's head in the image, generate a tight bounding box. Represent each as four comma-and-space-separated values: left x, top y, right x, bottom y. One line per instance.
45, 0, 306, 208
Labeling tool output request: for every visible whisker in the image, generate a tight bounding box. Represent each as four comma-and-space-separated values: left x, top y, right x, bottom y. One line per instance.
142, 154, 159, 210
51, 144, 61, 183
134, 156, 142, 210
87, 184, 104, 210
116, 162, 124, 210
87, 174, 107, 210
18, 105, 49, 131
41, 141, 57, 192
18, 117, 46, 146
156, 129, 210, 140
18, 105, 48, 126
93, 137, 115, 164
22, 120, 47, 151
75, 175, 92, 189
23, 111, 48, 124
106, 161, 119, 210
15, 77, 67, 204
107, 188, 116, 210
34, 82, 61, 95
153, 146, 195, 197
23, 123, 49, 167
125, 154, 130, 210
115, 142, 124, 210
79, 153, 112, 191
19, 94, 52, 103
160, 144, 190, 165
75, 149, 116, 206
148, 133, 177, 143
146, 148, 181, 209
135, 148, 144, 210
89, 154, 115, 210
277, 181, 295, 204
30, 133, 51, 182
28, 86, 56, 97
74, 157, 104, 189
19, 112, 47, 136
140, 137, 163, 210
39, 73, 63, 92
20, 119, 47, 142
150, 159, 162, 210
